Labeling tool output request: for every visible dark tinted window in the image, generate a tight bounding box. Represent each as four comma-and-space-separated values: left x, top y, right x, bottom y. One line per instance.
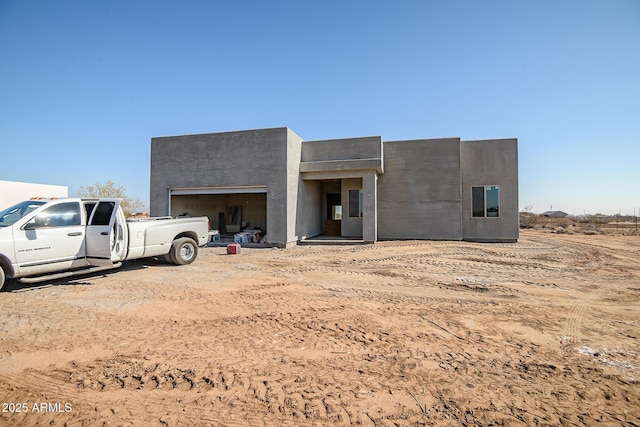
90, 202, 115, 226
84, 202, 96, 222
472, 186, 485, 217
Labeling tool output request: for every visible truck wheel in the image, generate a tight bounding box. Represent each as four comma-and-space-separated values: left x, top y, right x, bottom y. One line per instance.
0, 268, 5, 292
169, 237, 198, 265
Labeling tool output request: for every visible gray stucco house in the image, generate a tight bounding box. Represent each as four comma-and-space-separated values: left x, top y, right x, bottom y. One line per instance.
150, 127, 518, 246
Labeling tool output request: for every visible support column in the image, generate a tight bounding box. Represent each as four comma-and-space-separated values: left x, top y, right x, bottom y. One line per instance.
362, 171, 378, 243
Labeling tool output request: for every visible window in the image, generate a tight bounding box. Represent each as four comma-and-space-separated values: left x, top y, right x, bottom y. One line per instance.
84, 202, 97, 222
472, 185, 499, 218
486, 186, 499, 217
0, 201, 45, 227
90, 201, 116, 226
34, 202, 81, 227
472, 187, 485, 217
348, 189, 363, 218
332, 205, 342, 220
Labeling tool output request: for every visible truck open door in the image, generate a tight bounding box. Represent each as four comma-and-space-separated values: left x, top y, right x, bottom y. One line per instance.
86, 199, 128, 267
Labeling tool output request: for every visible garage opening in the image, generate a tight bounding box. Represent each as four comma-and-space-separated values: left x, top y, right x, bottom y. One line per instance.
169, 187, 267, 245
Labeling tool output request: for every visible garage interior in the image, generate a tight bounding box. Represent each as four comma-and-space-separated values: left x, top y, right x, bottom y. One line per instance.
170, 192, 267, 245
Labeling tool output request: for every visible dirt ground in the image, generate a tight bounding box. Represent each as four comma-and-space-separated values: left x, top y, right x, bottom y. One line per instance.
0, 230, 638, 426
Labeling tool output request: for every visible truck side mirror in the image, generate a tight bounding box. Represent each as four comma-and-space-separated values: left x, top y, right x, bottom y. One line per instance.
23, 220, 37, 230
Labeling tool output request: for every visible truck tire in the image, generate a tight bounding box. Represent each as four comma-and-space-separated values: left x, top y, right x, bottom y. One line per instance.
169, 237, 198, 265
0, 267, 5, 292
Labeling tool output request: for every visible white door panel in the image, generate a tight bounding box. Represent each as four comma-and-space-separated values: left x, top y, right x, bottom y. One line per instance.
14, 202, 86, 276
86, 200, 128, 267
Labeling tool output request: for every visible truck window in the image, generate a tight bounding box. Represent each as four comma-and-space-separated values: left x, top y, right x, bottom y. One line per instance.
84, 202, 97, 222
0, 201, 45, 227
34, 202, 81, 227
90, 202, 115, 226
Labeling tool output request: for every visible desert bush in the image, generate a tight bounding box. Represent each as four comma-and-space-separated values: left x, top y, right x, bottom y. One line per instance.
520, 212, 537, 228
519, 206, 545, 229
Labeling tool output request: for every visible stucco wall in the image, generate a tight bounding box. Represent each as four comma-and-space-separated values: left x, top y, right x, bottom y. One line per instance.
460, 139, 519, 242
150, 128, 292, 246
295, 180, 322, 240
377, 138, 462, 240
301, 136, 382, 162
0, 181, 68, 209
285, 129, 311, 245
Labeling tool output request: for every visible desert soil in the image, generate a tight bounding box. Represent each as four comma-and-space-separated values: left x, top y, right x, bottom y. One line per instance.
0, 230, 638, 426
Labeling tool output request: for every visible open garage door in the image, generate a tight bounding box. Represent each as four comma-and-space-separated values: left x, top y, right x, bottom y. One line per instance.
169, 186, 267, 235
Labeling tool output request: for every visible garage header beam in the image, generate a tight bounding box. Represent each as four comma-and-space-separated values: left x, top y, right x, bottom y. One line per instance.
170, 186, 268, 195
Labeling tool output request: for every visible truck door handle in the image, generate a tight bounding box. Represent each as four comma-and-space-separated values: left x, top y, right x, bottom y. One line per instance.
101, 232, 109, 235
68, 232, 83, 236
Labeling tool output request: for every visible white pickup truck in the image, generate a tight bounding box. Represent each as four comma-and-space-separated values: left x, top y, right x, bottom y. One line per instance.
0, 198, 209, 290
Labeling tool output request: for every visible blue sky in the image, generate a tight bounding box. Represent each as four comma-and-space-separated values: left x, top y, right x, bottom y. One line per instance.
1, 1, 639, 215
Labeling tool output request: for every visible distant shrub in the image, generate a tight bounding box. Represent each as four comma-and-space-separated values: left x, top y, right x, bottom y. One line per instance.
519, 212, 538, 228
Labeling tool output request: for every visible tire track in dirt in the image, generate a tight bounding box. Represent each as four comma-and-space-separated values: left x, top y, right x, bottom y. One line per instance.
2, 371, 80, 401
562, 303, 587, 350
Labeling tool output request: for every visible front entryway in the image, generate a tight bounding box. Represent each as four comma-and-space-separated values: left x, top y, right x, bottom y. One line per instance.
324, 192, 341, 236
300, 171, 377, 244
311, 179, 363, 239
